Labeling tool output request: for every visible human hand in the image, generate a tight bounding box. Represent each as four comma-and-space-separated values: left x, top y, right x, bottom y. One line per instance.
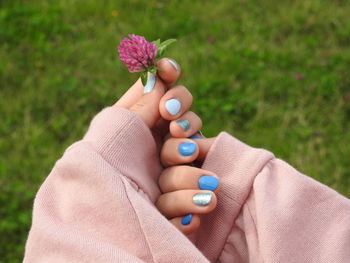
156, 136, 218, 235
115, 57, 217, 235
114, 58, 200, 150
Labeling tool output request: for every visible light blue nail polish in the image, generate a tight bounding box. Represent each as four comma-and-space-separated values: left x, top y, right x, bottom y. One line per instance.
178, 142, 196, 156
198, 175, 219, 191
177, 120, 190, 131
143, 74, 156, 94
165, 99, 181, 116
193, 193, 212, 206
167, 58, 180, 71
188, 136, 202, 139
181, 214, 192, 225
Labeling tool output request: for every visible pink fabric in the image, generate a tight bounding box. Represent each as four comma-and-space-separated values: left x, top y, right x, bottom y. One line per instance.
24, 107, 350, 262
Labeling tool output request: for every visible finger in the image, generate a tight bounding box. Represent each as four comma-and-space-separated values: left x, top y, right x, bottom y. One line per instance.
159, 165, 219, 193
170, 111, 202, 138
156, 190, 217, 218
169, 214, 200, 235
115, 57, 181, 108
188, 136, 216, 161
160, 137, 215, 166
152, 118, 170, 152
159, 85, 193, 120
161, 138, 199, 167
114, 78, 145, 109
128, 74, 165, 128
156, 58, 181, 86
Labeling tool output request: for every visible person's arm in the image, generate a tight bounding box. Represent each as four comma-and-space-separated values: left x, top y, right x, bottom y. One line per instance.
194, 132, 350, 262
24, 106, 209, 263
24, 57, 212, 262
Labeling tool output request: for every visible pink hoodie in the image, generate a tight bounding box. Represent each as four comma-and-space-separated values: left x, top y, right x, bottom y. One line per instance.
24, 107, 350, 262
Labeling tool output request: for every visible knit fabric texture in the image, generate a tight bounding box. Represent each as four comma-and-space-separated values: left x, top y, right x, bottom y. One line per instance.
24, 107, 350, 262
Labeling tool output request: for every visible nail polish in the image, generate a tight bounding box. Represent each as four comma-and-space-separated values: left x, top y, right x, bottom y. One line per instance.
188, 136, 202, 139
181, 214, 192, 225
198, 175, 219, 191
143, 74, 156, 94
178, 142, 196, 156
165, 99, 181, 116
167, 58, 180, 71
177, 120, 190, 131
193, 193, 212, 206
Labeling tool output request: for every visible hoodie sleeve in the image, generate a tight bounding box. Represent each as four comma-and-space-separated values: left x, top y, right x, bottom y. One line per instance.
23, 106, 209, 263
195, 132, 350, 263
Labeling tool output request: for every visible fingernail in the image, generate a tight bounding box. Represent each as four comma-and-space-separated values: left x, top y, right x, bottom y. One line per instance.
193, 193, 212, 206
188, 136, 202, 139
177, 120, 190, 131
181, 214, 192, 225
178, 142, 196, 156
198, 175, 219, 191
143, 74, 156, 94
167, 58, 180, 71
165, 99, 181, 116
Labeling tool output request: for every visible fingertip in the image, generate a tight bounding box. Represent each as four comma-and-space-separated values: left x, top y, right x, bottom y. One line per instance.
161, 138, 199, 167
129, 74, 166, 128
159, 85, 193, 121
171, 214, 201, 235
157, 58, 181, 86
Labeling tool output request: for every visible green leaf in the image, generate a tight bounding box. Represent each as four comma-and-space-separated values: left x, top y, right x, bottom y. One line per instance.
149, 68, 157, 75
141, 72, 147, 86
157, 39, 177, 56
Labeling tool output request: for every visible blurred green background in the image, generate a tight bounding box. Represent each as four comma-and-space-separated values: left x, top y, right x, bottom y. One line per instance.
1, 0, 350, 261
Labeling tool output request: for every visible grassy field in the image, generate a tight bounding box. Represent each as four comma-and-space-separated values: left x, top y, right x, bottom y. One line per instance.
1, 0, 350, 261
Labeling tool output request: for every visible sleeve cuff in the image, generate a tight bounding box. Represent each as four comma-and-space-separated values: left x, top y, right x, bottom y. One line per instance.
202, 131, 274, 205
192, 132, 275, 261
82, 106, 162, 203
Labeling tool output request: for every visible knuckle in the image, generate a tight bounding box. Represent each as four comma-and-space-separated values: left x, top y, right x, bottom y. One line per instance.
168, 167, 181, 190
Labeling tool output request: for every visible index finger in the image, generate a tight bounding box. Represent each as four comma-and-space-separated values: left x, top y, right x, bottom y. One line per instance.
156, 58, 181, 87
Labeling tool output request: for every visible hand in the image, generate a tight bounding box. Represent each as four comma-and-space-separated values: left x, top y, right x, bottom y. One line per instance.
156, 136, 218, 235
115, 57, 217, 235
114, 58, 200, 150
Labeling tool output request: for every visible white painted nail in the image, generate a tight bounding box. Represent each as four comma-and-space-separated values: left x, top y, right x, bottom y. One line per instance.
167, 58, 180, 71
143, 74, 156, 94
165, 99, 181, 115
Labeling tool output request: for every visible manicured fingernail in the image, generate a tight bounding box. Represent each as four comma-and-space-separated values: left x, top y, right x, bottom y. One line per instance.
177, 120, 190, 131
181, 214, 192, 225
178, 142, 196, 156
167, 58, 180, 71
143, 74, 156, 94
165, 99, 181, 116
188, 136, 202, 139
198, 175, 219, 191
193, 193, 212, 206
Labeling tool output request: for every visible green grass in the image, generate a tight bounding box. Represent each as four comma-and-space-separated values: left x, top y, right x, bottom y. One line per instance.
1, 0, 350, 261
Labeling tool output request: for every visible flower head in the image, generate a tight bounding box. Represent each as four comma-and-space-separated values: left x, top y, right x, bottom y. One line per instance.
118, 34, 158, 72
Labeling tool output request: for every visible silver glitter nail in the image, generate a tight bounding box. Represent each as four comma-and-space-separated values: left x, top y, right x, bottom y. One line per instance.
192, 193, 212, 206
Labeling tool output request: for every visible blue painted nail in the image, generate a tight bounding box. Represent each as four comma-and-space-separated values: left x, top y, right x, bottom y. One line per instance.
178, 142, 196, 156
177, 120, 190, 131
167, 58, 180, 71
181, 214, 192, 225
188, 136, 202, 139
143, 74, 156, 94
198, 175, 219, 191
165, 99, 181, 115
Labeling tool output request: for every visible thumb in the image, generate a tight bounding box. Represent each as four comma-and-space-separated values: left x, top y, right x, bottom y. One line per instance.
129, 73, 166, 128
